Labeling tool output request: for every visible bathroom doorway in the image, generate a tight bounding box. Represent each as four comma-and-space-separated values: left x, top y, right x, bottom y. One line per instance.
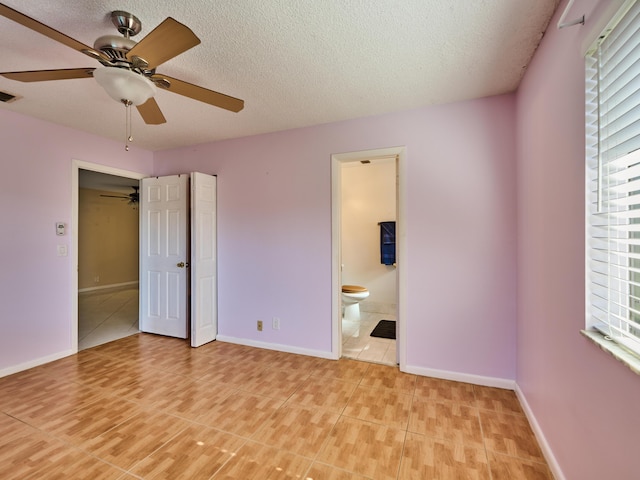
331, 147, 406, 367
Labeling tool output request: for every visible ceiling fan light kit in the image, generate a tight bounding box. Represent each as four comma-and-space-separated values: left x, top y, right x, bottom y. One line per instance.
0, 3, 244, 149
93, 67, 156, 106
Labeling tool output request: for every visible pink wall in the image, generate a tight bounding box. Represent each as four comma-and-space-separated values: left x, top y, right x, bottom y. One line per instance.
1, 92, 515, 380
155, 95, 518, 379
0, 110, 153, 371
516, 0, 640, 478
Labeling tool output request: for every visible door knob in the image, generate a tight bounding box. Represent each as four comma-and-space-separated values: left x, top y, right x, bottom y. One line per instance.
177, 262, 188, 268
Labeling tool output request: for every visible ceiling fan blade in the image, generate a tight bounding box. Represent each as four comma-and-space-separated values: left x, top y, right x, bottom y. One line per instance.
100, 195, 128, 198
126, 17, 200, 70
136, 97, 166, 125
0, 4, 93, 53
151, 74, 244, 112
1, 68, 95, 82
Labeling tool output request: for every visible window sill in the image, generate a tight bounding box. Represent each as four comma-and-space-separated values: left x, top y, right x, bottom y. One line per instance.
581, 329, 640, 376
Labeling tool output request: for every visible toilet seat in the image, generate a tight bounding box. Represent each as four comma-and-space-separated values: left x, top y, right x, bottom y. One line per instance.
342, 285, 368, 293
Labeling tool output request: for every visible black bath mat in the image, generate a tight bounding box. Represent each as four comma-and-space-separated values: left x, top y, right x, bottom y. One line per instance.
370, 320, 396, 339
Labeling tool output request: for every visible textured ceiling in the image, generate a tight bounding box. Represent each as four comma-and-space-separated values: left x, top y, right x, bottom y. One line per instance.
0, 0, 560, 151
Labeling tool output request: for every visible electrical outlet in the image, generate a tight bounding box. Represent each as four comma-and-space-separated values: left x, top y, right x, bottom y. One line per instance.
257, 320, 263, 331
272, 317, 280, 330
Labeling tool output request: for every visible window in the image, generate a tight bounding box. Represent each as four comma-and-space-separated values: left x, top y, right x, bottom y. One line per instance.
586, 0, 640, 359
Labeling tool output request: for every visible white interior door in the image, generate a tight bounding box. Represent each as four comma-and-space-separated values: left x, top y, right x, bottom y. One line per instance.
140, 175, 189, 338
190, 172, 217, 347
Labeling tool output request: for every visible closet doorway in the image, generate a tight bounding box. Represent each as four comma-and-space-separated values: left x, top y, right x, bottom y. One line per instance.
77, 168, 142, 350
72, 160, 145, 351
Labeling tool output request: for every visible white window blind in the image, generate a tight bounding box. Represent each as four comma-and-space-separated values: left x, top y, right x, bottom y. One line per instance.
586, 0, 640, 357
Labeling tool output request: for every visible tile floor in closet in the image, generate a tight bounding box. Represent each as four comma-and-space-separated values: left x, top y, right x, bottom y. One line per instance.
78, 286, 139, 350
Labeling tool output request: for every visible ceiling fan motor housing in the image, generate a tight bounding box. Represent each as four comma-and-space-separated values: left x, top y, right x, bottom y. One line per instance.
93, 35, 137, 65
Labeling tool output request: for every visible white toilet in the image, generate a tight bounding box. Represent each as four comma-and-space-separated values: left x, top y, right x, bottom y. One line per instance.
342, 285, 369, 321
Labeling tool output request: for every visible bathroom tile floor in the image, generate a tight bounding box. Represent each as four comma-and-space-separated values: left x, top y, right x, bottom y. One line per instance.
78, 286, 140, 351
0, 334, 553, 479
342, 311, 397, 365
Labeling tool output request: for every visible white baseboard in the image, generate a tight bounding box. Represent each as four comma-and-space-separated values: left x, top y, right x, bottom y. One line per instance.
403, 364, 516, 389
78, 281, 139, 293
360, 301, 397, 315
515, 384, 565, 480
215, 335, 337, 360
0, 348, 75, 378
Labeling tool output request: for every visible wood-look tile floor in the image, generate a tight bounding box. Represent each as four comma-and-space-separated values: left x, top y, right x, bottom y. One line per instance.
0, 334, 553, 479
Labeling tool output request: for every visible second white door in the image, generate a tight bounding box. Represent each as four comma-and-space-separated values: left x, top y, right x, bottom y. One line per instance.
191, 173, 217, 347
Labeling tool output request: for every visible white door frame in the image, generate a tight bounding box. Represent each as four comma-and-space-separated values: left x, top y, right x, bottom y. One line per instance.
331, 146, 407, 370
71, 159, 146, 352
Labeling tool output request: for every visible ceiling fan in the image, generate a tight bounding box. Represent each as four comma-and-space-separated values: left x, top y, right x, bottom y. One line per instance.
100, 186, 139, 206
0, 4, 244, 127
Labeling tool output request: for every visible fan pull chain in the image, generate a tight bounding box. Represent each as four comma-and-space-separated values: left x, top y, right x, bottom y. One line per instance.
123, 100, 133, 151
